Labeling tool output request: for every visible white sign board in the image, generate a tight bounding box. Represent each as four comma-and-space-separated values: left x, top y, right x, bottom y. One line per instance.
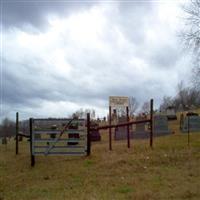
109, 96, 129, 107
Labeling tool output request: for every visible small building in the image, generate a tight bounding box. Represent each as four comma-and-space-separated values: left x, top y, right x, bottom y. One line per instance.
166, 106, 177, 120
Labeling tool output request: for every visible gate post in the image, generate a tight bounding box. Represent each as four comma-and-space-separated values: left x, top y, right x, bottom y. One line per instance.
87, 113, 91, 155
16, 112, 19, 155
126, 106, 130, 148
30, 118, 35, 167
109, 106, 112, 150
150, 99, 153, 148
187, 115, 190, 147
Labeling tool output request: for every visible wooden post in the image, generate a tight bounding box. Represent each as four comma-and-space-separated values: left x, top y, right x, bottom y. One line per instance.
87, 113, 91, 156
30, 118, 35, 167
16, 112, 19, 155
150, 99, 153, 148
180, 113, 183, 130
126, 106, 130, 148
187, 116, 190, 147
109, 106, 112, 151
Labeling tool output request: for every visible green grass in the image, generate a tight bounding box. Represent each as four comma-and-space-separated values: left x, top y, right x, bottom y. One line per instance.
0, 130, 200, 200
116, 185, 134, 194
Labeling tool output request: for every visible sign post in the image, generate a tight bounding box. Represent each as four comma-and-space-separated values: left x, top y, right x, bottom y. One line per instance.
109, 96, 129, 107
109, 96, 129, 149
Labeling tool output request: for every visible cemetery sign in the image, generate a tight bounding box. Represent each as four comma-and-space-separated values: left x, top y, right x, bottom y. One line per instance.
109, 96, 129, 107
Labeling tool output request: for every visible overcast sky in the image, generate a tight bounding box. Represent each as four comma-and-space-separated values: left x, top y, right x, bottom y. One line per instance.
1, 0, 193, 120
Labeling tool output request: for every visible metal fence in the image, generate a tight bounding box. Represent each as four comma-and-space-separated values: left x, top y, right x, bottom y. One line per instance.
29, 118, 88, 166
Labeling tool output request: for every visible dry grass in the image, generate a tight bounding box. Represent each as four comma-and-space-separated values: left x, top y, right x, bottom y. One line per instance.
0, 127, 200, 200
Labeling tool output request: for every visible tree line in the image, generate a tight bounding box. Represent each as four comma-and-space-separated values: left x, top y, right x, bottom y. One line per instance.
0, 118, 15, 138
160, 82, 200, 112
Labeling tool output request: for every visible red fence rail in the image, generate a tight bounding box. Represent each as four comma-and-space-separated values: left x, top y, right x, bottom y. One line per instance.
87, 99, 154, 151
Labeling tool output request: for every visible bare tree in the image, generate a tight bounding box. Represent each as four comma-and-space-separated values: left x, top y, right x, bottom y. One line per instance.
192, 63, 200, 89
176, 81, 188, 109
159, 96, 174, 112
129, 97, 139, 116
188, 87, 200, 106
85, 109, 96, 119
0, 118, 15, 137
182, 0, 200, 51
182, 0, 200, 88
159, 81, 200, 111
72, 108, 96, 119
175, 81, 200, 109
141, 101, 150, 114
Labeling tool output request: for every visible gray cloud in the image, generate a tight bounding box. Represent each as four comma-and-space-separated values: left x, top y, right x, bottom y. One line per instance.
117, 1, 154, 43
148, 44, 180, 68
1, 1, 191, 120
2, 0, 97, 30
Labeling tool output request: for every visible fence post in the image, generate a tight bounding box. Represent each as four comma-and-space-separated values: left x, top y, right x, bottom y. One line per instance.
187, 115, 190, 147
126, 106, 130, 148
150, 99, 153, 148
87, 113, 91, 155
29, 118, 35, 167
109, 106, 112, 150
16, 112, 19, 155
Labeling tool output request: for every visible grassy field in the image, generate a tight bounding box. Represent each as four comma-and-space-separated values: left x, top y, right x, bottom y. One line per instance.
0, 125, 200, 199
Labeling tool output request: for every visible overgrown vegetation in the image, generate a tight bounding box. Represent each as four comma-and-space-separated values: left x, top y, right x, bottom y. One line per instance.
0, 123, 200, 200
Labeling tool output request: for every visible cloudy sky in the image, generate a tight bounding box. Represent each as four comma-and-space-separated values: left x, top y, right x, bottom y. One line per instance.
1, 0, 193, 120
